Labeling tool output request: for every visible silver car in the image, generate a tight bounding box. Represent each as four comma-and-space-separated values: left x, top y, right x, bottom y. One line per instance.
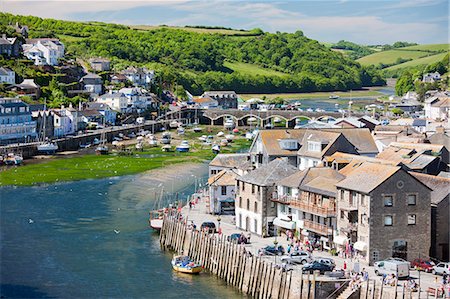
280, 251, 312, 265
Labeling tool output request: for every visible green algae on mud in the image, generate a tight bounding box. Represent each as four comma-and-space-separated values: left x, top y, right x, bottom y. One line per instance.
0, 139, 251, 187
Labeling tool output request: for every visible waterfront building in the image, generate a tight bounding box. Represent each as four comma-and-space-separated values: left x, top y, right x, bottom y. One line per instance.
235, 159, 297, 236
208, 169, 240, 215
192, 96, 219, 109
208, 153, 252, 177
0, 67, 15, 84
52, 109, 73, 137
86, 102, 117, 125
411, 172, 450, 262
202, 91, 238, 109
31, 108, 54, 140
118, 87, 156, 111
424, 95, 450, 121
273, 167, 345, 249
0, 98, 37, 145
96, 92, 128, 113
335, 161, 431, 265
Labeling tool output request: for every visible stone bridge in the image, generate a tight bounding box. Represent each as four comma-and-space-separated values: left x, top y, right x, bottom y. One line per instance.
202, 109, 365, 127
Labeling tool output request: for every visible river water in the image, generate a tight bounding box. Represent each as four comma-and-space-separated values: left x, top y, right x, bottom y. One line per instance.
0, 163, 245, 298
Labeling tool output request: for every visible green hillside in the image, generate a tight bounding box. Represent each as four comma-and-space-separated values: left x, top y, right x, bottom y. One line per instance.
385, 52, 448, 71
400, 44, 449, 52
0, 13, 385, 94
357, 50, 433, 65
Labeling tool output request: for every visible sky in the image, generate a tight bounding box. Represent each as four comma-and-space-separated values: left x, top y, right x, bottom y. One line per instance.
1, 0, 448, 44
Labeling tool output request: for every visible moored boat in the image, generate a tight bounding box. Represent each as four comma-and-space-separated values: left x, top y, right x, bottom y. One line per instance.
149, 210, 164, 230
169, 121, 179, 128
329, 94, 340, 99
193, 126, 202, 133
4, 153, 23, 166
95, 145, 109, 155
37, 142, 58, 154
171, 255, 202, 274
176, 140, 190, 152
224, 119, 234, 129
212, 144, 220, 154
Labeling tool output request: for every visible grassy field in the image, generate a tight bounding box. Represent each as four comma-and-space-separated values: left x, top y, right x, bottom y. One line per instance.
399, 44, 449, 52
385, 52, 448, 71
239, 89, 384, 100
357, 50, 431, 65
129, 25, 255, 36
0, 126, 252, 186
224, 61, 289, 77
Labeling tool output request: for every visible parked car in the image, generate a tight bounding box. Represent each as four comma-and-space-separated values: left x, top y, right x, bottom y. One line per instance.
411, 258, 435, 272
432, 262, 450, 275
258, 245, 285, 256
374, 259, 410, 278
227, 233, 249, 244
313, 257, 335, 267
281, 251, 312, 265
200, 222, 216, 233
302, 261, 334, 274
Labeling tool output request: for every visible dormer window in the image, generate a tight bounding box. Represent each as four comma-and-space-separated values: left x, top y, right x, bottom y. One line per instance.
307, 141, 321, 152
278, 139, 298, 150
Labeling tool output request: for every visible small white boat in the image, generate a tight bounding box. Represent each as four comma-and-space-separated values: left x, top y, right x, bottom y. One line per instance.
176, 140, 190, 152
37, 142, 58, 154
135, 143, 143, 150
4, 153, 23, 165
112, 140, 119, 146
217, 131, 225, 137
306, 108, 313, 112
193, 126, 202, 132
273, 117, 281, 123
198, 135, 207, 142
148, 139, 157, 147
169, 121, 179, 128
265, 123, 274, 129
224, 119, 234, 129
93, 138, 100, 145
212, 144, 220, 154
225, 134, 234, 142
162, 145, 172, 152
247, 117, 257, 123
329, 95, 340, 99
245, 132, 254, 140
220, 139, 228, 146
177, 127, 185, 135
79, 143, 91, 149
160, 132, 171, 144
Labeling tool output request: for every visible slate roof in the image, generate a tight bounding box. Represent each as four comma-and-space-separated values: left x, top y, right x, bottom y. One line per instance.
239, 158, 297, 186
208, 169, 239, 186
209, 153, 251, 169
336, 162, 401, 193
412, 119, 427, 127
300, 176, 342, 198
326, 128, 378, 155
428, 132, 450, 149
298, 130, 342, 158
358, 115, 380, 125
98, 92, 126, 99
256, 129, 307, 156
410, 172, 450, 204
333, 117, 365, 128
325, 152, 398, 166
0, 67, 13, 75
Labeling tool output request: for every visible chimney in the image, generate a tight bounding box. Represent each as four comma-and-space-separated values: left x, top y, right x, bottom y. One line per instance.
2, 34, 6, 39
69, 103, 73, 109
436, 126, 445, 134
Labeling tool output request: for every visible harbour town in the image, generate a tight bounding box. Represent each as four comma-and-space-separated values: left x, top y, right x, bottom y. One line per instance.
1, 3, 449, 299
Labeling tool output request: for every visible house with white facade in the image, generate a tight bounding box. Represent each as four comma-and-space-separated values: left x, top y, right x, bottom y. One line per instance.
96, 92, 128, 113
235, 159, 297, 237
209, 153, 252, 177
193, 97, 219, 109
208, 169, 240, 215
0, 67, 15, 84
120, 67, 154, 87
424, 96, 450, 121
52, 109, 74, 137
86, 102, 117, 125
81, 73, 103, 95
422, 72, 441, 83
22, 39, 64, 66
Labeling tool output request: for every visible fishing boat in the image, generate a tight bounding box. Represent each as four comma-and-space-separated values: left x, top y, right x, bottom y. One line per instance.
329, 95, 340, 99
135, 142, 143, 151
160, 132, 171, 144
171, 255, 202, 274
212, 144, 220, 154
220, 139, 228, 146
176, 140, 190, 152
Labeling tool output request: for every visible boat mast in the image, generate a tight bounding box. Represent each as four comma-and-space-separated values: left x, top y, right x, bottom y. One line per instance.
42, 98, 46, 143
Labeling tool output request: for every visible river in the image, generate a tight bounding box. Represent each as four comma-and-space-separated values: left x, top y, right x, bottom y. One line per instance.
0, 163, 245, 298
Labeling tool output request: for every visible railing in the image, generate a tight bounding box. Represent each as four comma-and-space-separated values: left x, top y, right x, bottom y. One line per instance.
303, 219, 332, 235
340, 222, 358, 233
326, 280, 350, 299
270, 194, 294, 204
291, 200, 336, 217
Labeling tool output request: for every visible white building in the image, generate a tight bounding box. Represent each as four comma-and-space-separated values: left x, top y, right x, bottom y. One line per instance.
209, 153, 252, 177
120, 67, 154, 87
22, 39, 64, 66
80, 73, 103, 95
422, 72, 441, 83
96, 92, 128, 113
208, 169, 239, 215
425, 96, 450, 121
0, 67, 15, 84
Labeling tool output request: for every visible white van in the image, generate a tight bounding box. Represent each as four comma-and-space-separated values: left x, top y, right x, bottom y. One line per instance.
374, 259, 410, 278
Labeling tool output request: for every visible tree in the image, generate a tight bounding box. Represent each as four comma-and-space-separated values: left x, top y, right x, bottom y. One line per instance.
391, 108, 404, 115
395, 71, 414, 96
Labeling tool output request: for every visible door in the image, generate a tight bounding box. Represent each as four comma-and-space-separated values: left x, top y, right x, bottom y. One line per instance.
392, 240, 408, 260
245, 217, 250, 232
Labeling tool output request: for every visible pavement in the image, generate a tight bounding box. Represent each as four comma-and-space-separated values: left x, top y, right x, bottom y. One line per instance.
180, 192, 448, 296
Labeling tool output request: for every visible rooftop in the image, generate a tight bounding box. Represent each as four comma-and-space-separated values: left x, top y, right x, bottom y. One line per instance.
239, 158, 297, 186
278, 167, 345, 194
209, 153, 251, 169
208, 169, 240, 186
411, 172, 450, 204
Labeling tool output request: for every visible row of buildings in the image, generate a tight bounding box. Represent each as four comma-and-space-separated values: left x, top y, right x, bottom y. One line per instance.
207, 127, 449, 265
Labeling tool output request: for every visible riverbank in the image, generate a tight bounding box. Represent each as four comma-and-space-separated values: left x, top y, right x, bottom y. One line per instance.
0, 126, 251, 187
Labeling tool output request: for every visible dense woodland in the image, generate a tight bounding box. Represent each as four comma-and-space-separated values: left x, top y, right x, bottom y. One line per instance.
0, 13, 385, 95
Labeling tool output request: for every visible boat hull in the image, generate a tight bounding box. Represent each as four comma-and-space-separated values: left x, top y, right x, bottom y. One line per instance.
176, 146, 190, 152
172, 265, 203, 274
149, 219, 163, 230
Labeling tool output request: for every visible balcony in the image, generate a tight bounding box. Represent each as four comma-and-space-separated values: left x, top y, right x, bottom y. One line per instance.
290, 200, 336, 217
340, 222, 358, 233
271, 194, 294, 204
303, 219, 333, 236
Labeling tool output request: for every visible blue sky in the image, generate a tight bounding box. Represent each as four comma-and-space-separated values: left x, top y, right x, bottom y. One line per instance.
2, 0, 448, 44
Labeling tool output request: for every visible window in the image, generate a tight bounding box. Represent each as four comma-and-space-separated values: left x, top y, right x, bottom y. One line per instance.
288, 207, 292, 214
252, 184, 255, 194
239, 197, 242, 208
19, 107, 25, 113
407, 194, 416, 206
384, 195, 393, 207
408, 214, 416, 225
221, 186, 227, 196
307, 141, 321, 152
384, 215, 393, 226
281, 205, 286, 213
313, 161, 318, 167
340, 211, 345, 219
238, 214, 242, 227
372, 251, 380, 262
340, 190, 344, 200
254, 201, 258, 213
270, 201, 275, 208
246, 198, 250, 210
254, 219, 257, 233
242, 182, 245, 191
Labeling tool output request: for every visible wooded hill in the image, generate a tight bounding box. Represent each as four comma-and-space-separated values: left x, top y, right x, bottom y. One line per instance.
1, 13, 385, 94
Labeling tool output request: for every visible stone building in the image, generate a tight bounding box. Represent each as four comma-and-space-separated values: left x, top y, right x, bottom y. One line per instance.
336, 161, 431, 265
235, 159, 297, 237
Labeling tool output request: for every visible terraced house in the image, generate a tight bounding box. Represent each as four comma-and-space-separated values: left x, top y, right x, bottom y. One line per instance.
335, 161, 431, 265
